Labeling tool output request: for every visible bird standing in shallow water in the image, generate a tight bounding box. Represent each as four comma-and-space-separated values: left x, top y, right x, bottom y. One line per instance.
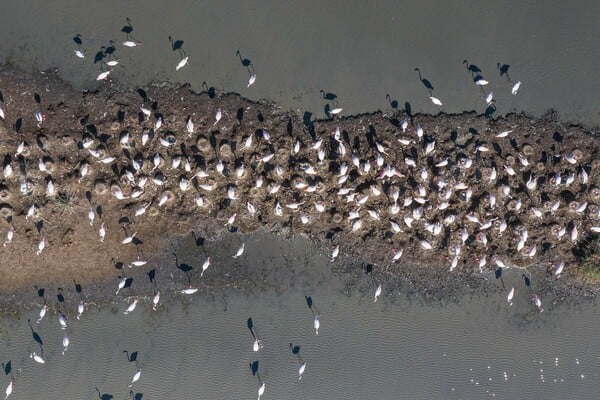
73, 33, 86, 58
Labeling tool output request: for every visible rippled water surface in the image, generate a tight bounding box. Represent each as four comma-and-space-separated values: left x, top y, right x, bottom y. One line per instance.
0, 233, 600, 399
1, 0, 599, 125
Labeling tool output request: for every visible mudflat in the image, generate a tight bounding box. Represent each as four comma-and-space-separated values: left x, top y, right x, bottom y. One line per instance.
0, 66, 598, 312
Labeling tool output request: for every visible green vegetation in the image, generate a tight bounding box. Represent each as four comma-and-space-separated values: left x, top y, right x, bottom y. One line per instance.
579, 236, 600, 282
56, 191, 75, 214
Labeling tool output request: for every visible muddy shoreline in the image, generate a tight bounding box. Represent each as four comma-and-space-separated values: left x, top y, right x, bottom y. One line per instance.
0, 65, 598, 313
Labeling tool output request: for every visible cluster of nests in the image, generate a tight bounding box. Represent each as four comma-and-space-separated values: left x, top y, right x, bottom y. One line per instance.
0, 86, 598, 280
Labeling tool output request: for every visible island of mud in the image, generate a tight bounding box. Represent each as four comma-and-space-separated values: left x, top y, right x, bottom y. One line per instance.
0, 66, 598, 313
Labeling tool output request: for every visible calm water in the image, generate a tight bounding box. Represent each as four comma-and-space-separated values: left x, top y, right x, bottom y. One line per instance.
0, 232, 599, 399
1, 0, 599, 126
1, 1, 600, 399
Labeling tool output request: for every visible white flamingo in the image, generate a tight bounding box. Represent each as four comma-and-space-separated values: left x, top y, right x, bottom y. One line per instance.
233, 243, 245, 258
176, 56, 189, 71
128, 368, 141, 387
124, 299, 138, 315
507, 287, 515, 305
62, 332, 70, 355
5, 380, 12, 399
257, 381, 265, 400
201, 257, 211, 277
30, 352, 45, 364
429, 96, 442, 106
374, 283, 382, 302
298, 362, 306, 380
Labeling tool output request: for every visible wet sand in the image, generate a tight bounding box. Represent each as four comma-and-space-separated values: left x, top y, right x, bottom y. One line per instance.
0, 65, 598, 312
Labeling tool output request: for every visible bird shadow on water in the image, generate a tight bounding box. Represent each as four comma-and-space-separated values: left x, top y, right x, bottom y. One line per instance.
112, 258, 124, 270
320, 89, 338, 103
202, 82, 216, 99
302, 112, 314, 135
173, 252, 194, 281
249, 360, 259, 376
123, 350, 138, 363
497, 62, 512, 83
147, 269, 156, 284
2, 360, 11, 375
289, 343, 300, 355
121, 17, 133, 37
34, 285, 45, 299
169, 36, 187, 58
236, 50, 254, 75
463, 59, 482, 75
27, 320, 43, 347
130, 391, 143, 400
191, 231, 205, 247
385, 94, 399, 110
495, 267, 506, 289
414, 67, 435, 95
304, 295, 320, 315
236, 50, 252, 67
95, 387, 113, 400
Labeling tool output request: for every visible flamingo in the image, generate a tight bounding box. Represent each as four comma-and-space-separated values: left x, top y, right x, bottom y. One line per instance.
298, 362, 306, 380
76, 300, 85, 320
248, 73, 256, 87
36, 304, 48, 323
511, 81, 521, 95
128, 368, 141, 387
181, 287, 198, 295
122, 40, 141, 47
116, 276, 127, 295
96, 70, 111, 81
429, 96, 443, 106
124, 299, 138, 315
152, 291, 161, 310
253, 338, 263, 352
507, 287, 515, 304
30, 352, 45, 364
554, 261, 565, 277
532, 294, 544, 312
5, 380, 12, 399
374, 283, 382, 302
214, 108, 222, 126
201, 257, 211, 277
62, 332, 70, 355
58, 313, 68, 330
176, 56, 189, 71
233, 243, 245, 258
257, 381, 265, 400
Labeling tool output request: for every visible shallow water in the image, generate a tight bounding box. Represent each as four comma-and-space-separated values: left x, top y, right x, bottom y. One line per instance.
1, 233, 600, 399
1, 0, 599, 126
